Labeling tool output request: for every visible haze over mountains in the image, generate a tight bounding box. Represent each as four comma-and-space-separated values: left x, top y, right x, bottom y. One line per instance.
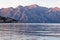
0, 4, 60, 23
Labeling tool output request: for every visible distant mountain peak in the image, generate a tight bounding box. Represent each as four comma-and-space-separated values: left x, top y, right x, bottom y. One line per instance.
28, 4, 39, 9
17, 5, 23, 8
30, 4, 38, 6
53, 7, 60, 11
49, 7, 60, 12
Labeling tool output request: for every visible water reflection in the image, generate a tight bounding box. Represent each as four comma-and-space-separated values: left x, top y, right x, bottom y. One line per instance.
0, 23, 60, 40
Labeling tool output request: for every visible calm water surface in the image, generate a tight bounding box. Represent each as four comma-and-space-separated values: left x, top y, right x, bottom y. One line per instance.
0, 23, 60, 40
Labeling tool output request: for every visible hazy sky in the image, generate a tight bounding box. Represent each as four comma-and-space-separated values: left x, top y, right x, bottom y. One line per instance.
0, 0, 60, 8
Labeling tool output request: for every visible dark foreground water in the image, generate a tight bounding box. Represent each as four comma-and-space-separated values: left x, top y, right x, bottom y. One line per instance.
0, 23, 60, 40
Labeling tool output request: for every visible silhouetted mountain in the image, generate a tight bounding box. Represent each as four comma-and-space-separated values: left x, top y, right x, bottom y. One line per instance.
0, 4, 60, 23
0, 16, 18, 23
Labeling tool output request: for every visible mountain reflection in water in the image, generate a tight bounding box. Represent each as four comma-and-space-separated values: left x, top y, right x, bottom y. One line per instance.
0, 23, 60, 40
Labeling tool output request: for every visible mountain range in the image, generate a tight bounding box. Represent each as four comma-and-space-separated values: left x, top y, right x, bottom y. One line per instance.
0, 4, 60, 23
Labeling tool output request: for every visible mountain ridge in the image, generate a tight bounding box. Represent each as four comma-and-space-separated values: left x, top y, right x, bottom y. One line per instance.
0, 4, 60, 23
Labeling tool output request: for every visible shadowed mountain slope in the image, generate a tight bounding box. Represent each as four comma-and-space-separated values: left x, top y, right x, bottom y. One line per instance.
0, 16, 19, 23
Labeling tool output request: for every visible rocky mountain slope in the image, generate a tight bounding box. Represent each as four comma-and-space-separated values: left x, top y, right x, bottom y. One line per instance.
0, 4, 60, 23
